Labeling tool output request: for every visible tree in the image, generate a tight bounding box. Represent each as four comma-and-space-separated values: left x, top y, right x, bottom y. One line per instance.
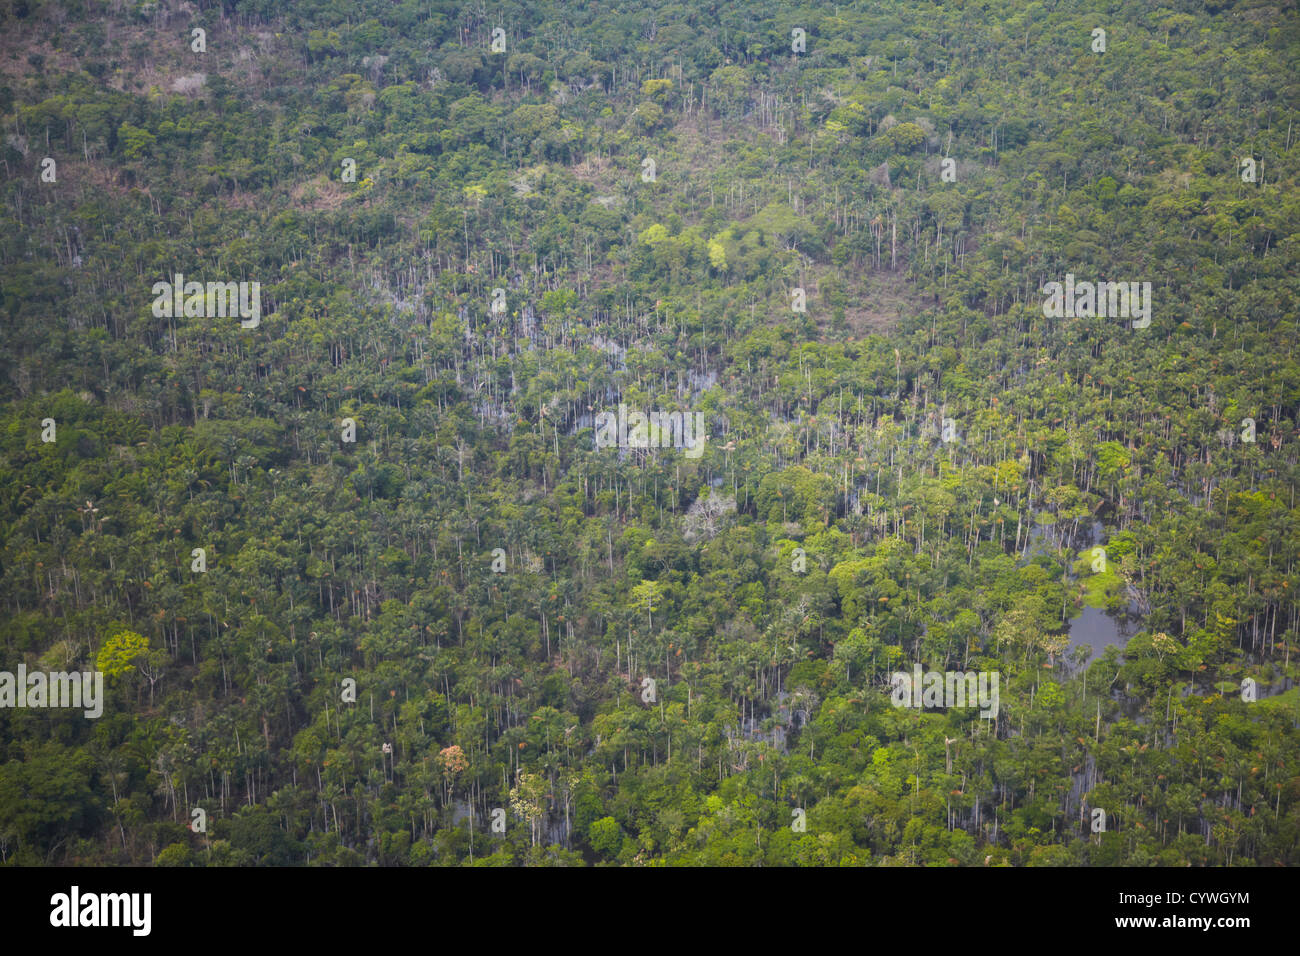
96, 628, 150, 679
630, 580, 664, 630
588, 815, 621, 857
509, 772, 547, 848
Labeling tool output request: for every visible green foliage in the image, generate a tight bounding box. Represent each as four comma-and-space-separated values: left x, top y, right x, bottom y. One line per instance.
0, 0, 1295, 869
96, 629, 149, 679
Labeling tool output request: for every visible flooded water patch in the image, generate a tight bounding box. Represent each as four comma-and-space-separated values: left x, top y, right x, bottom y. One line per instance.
1067, 604, 1140, 658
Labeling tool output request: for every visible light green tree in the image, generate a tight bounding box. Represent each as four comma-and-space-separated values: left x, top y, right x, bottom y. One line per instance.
96, 629, 149, 679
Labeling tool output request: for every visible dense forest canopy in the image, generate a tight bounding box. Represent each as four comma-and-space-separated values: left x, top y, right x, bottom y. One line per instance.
0, 0, 1298, 866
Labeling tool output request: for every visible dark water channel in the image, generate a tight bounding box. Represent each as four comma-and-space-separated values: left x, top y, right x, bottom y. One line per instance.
1021, 518, 1146, 660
